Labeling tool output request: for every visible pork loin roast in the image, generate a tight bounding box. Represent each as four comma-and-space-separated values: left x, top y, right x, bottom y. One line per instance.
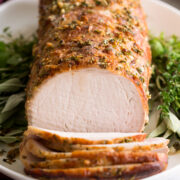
20, 1, 169, 179
26, 0, 151, 132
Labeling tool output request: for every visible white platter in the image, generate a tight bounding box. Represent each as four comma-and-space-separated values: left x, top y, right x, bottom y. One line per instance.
0, 0, 180, 179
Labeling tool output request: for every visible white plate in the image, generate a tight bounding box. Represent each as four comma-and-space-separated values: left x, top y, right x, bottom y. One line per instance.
0, 0, 180, 179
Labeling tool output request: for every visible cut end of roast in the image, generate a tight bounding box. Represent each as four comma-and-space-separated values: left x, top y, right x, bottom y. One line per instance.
27, 68, 146, 132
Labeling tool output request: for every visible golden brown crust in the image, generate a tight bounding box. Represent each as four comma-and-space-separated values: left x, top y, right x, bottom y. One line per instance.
23, 126, 147, 151
27, 0, 151, 128
25, 162, 167, 179
21, 137, 168, 160
21, 144, 167, 169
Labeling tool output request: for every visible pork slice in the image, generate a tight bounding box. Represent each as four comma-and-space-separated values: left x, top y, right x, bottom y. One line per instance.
26, 0, 151, 133
24, 126, 146, 152
72, 138, 169, 151
22, 145, 167, 169
24, 138, 116, 159
23, 138, 168, 160
25, 162, 167, 180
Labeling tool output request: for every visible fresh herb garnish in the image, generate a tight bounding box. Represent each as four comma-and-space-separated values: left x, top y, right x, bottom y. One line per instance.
0, 28, 36, 144
146, 33, 180, 152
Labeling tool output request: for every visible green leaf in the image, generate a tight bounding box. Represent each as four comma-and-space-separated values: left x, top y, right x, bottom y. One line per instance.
7, 54, 23, 65
0, 78, 24, 93
150, 39, 165, 58
0, 136, 21, 144
1, 118, 14, 129
6, 129, 24, 136
148, 122, 166, 138
2, 92, 25, 113
0, 41, 6, 51
0, 51, 10, 67
0, 109, 16, 124
0, 30, 36, 145
13, 108, 27, 126
165, 112, 180, 133
163, 129, 173, 139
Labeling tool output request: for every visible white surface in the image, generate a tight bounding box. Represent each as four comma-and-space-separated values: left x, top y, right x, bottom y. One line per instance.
0, 0, 180, 179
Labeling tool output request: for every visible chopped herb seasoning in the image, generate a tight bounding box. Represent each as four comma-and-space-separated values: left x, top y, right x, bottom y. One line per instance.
132, 47, 143, 55
46, 42, 54, 49
94, 30, 102, 34
103, 46, 113, 54
59, 39, 65, 46
136, 67, 143, 74
109, 39, 115, 45
122, 49, 132, 55
94, 0, 109, 6
139, 76, 145, 83
80, 1, 89, 8
98, 56, 108, 69
77, 41, 92, 48
70, 56, 80, 62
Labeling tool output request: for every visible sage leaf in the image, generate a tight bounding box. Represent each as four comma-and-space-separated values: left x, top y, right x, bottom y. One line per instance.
2, 92, 25, 113
0, 97, 8, 101
163, 129, 173, 139
0, 136, 20, 144
144, 104, 160, 134
0, 51, 10, 67
0, 31, 36, 144
7, 54, 23, 65
165, 112, 180, 133
2, 118, 14, 129
6, 129, 24, 136
0, 41, 6, 51
0, 109, 16, 124
0, 78, 24, 93
148, 122, 166, 138
13, 108, 27, 126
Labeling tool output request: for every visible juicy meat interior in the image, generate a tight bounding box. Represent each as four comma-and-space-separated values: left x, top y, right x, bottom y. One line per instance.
26, 0, 151, 133
28, 68, 145, 132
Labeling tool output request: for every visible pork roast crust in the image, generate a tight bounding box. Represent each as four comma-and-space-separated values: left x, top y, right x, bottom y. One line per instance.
22, 138, 168, 160
24, 162, 167, 180
23, 127, 147, 151
21, 143, 167, 169
26, 0, 151, 132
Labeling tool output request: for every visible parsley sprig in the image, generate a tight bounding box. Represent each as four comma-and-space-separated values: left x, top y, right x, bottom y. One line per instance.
146, 33, 180, 152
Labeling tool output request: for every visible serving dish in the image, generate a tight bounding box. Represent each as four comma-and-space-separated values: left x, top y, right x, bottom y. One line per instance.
0, 0, 179, 179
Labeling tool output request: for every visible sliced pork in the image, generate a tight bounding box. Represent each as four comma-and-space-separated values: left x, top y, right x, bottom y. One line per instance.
21, 143, 167, 169
20, 129, 168, 179
23, 126, 146, 151
23, 138, 168, 160
72, 138, 169, 151
26, 0, 151, 132
25, 162, 167, 180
